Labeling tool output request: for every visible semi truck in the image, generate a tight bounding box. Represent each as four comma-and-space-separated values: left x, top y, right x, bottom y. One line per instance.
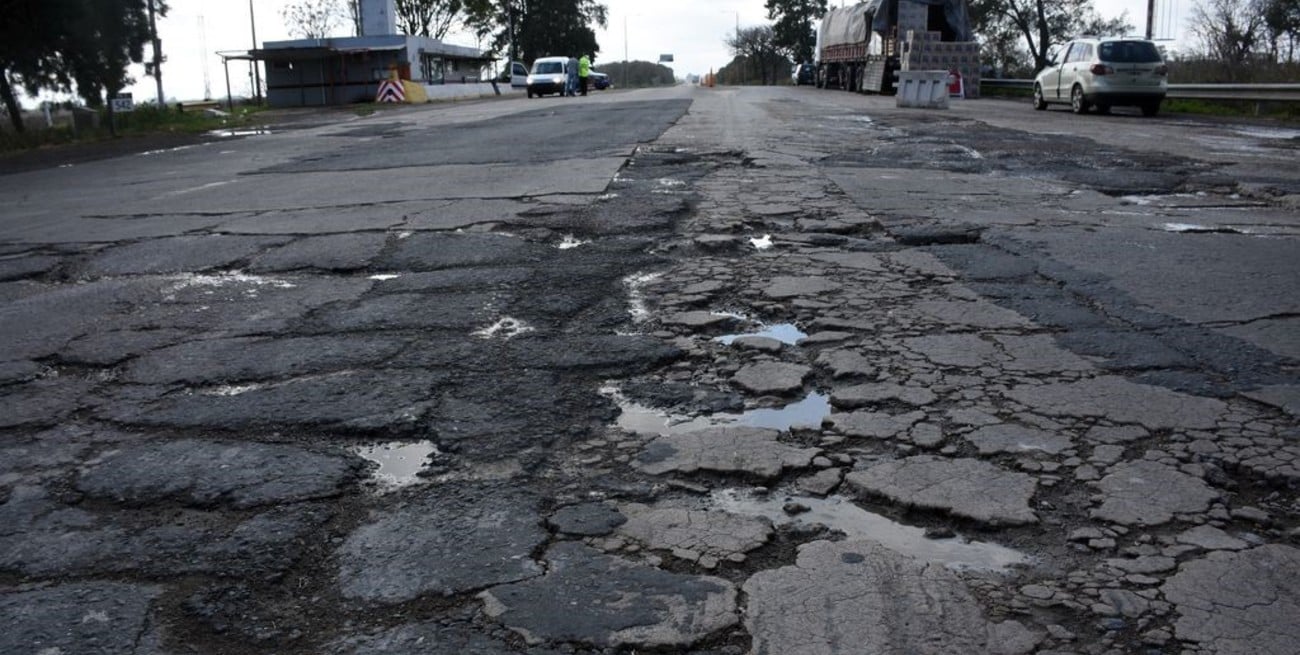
815, 0, 979, 96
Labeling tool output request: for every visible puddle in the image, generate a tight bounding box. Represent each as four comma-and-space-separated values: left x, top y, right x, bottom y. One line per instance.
711, 489, 1032, 572
750, 234, 773, 250
1162, 223, 1248, 234
611, 389, 830, 435
139, 144, 198, 156
657, 178, 686, 187
208, 128, 272, 138
557, 235, 589, 250
1231, 125, 1300, 140
471, 317, 534, 340
623, 271, 664, 323
368, 273, 400, 281
353, 441, 439, 489
715, 322, 807, 346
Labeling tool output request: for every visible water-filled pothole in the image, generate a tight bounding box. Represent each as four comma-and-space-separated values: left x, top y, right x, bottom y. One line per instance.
353, 441, 439, 490
711, 489, 1032, 572
612, 389, 829, 435
1161, 223, 1248, 234
715, 323, 807, 346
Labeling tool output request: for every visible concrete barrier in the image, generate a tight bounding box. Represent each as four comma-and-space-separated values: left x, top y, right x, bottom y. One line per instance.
420, 82, 518, 102
896, 71, 949, 109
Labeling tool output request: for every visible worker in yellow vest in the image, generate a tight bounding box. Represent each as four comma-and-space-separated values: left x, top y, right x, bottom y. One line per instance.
578, 55, 591, 96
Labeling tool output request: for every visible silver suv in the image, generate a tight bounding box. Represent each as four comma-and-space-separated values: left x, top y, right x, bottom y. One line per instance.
1033, 37, 1168, 116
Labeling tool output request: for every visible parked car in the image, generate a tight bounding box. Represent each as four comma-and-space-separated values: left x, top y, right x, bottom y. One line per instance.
590, 71, 610, 90
792, 63, 816, 86
527, 57, 569, 98
1033, 37, 1167, 116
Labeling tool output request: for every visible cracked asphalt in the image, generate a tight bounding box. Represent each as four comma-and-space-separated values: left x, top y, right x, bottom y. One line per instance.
1, 86, 1297, 655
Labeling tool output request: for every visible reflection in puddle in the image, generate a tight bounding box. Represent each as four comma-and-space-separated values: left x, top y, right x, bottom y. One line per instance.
611, 389, 830, 435
1162, 223, 1247, 234
712, 489, 1031, 572
353, 441, 439, 489
623, 271, 664, 323
557, 235, 589, 250
368, 274, 400, 281
750, 234, 773, 250
715, 323, 807, 346
208, 128, 272, 138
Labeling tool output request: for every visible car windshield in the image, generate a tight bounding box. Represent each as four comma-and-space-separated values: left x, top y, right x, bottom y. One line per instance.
533, 62, 563, 74
1099, 41, 1162, 63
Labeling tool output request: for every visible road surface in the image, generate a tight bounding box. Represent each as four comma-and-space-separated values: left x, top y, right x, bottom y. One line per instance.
1, 86, 1297, 654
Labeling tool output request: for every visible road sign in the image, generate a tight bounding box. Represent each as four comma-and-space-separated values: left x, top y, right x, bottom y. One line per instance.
111, 94, 134, 113
376, 80, 406, 103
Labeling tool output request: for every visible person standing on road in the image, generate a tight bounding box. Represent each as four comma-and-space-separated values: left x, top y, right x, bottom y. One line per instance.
578, 54, 591, 96
565, 56, 579, 97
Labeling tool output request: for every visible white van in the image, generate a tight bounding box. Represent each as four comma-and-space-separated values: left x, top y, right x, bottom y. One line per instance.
527, 56, 569, 98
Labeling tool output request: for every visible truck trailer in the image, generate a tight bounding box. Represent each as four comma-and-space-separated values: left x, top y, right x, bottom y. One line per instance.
815, 0, 979, 97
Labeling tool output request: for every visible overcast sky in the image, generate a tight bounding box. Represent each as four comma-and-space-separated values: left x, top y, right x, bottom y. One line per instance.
116, 0, 1183, 103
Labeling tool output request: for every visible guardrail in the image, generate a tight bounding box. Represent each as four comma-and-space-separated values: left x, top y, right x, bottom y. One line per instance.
981, 78, 1300, 102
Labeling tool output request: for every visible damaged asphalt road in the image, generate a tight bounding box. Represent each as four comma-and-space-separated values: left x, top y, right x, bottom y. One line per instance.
1, 87, 1297, 654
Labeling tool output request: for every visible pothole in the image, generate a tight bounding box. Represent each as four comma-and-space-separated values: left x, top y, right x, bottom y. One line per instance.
610, 389, 830, 435
711, 489, 1032, 572
623, 271, 664, 323
715, 323, 807, 346
353, 440, 440, 490
471, 317, 535, 340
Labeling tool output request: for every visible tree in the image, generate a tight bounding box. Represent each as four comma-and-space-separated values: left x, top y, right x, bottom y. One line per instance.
765, 0, 827, 64
463, 0, 608, 63
1190, 0, 1267, 66
725, 25, 787, 85
395, 0, 465, 38
970, 0, 1130, 72
1, 0, 163, 132
1263, 0, 1299, 61
281, 0, 345, 39
1261, 0, 1299, 61
606, 60, 675, 87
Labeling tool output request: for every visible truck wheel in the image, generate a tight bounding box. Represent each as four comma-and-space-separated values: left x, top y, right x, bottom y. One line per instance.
1071, 85, 1090, 114
1032, 84, 1047, 110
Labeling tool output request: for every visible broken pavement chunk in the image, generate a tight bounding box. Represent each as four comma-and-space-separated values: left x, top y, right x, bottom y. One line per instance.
1090, 460, 1219, 526
634, 426, 821, 479
480, 542, 737, 648
846, 456, 1039, 525
732, 361, 811, 395
1163, 545, 1300, 655
744, 539, 1023, 655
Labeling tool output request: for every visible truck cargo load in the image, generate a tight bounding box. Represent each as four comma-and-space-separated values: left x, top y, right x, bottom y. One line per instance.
814, 0, 979, 97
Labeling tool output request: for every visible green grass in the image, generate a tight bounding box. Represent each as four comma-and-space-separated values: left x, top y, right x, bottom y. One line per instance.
1163, 98, 1300, 121
0, 103, 272, 152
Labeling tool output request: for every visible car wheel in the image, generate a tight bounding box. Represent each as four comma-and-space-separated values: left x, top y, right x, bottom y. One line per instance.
1032, 84, 1048, 110
1095, 103, 1111, 114
527, 90, 534, 98
1071, 85, 1090, 114
1141, 101, 1161, 117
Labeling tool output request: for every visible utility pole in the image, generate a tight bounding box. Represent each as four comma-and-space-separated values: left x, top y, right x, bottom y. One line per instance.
1145, 0, 1155, 39
147, 0, 164, 107
249, 0, 262, 104
623, 15, 628, 88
